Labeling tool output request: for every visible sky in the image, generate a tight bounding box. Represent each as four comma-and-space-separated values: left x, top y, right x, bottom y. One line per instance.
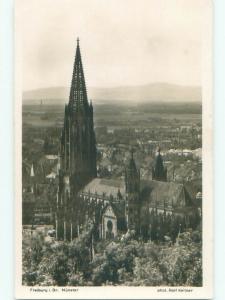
17, 0, 207, 91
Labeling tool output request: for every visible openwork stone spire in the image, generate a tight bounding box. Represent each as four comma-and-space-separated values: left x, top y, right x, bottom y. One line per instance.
126, 150, 140, 192
69, 38, 89, 112
152, 146, 167, 181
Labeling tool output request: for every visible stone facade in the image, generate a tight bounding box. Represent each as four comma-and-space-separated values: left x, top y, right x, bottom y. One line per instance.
100, 205, 118, 239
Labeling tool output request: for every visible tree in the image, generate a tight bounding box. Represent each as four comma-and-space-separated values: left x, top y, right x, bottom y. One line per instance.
132, 256, 164, 286
48, 251, 70, 286
159, 231, 202, 286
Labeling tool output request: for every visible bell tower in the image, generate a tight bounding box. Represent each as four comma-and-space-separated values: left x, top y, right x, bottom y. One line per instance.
152, 147, 167, 181
56, 39, 97, 240
60, 38, 97, 183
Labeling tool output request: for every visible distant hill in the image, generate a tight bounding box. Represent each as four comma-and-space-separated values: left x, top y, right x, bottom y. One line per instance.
23, 83, 201, 105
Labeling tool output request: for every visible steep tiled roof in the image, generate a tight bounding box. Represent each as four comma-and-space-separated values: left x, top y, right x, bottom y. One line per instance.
140, 180, 188, 209
82, 178, 126, 198
82, 177, 195, 211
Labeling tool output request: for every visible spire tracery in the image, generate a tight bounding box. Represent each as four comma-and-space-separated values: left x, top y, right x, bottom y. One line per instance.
69, 38, 89, 112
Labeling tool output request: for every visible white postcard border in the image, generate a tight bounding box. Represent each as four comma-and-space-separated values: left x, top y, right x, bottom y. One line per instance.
15, 1, 213, 299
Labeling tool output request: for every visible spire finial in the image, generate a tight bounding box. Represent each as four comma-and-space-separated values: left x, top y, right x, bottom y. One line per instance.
77, 37, 80, 46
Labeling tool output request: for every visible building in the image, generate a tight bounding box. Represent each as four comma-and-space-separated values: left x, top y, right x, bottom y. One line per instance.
56, 38, 97, 240
100, 204, 118, 239
55, 40, 199, 241
22, 163, 55, 225
152, 147, 167, 181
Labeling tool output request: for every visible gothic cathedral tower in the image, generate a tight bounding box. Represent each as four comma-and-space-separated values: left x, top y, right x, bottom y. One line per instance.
125, 151, 140, 234
60, 38, 97, 183
152, 147, 167, 181
56, 39, 97, 241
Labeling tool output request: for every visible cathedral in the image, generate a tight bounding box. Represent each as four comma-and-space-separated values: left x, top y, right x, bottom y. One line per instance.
55, 39, 199, 241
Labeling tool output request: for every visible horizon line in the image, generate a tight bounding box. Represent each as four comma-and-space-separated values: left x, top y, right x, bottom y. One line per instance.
22, 82, 202, 93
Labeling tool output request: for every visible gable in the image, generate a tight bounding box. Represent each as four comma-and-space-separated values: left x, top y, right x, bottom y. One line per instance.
103, 205, 116, 218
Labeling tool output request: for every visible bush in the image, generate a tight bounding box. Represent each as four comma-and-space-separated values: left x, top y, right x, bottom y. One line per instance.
159, 231, 202, 286
22, 229, 202, 287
